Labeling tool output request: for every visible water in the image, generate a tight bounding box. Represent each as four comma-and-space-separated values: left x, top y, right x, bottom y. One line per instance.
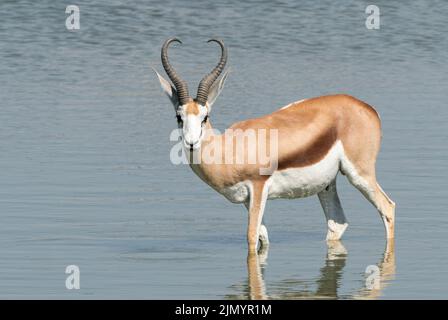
0, 0, 447, 299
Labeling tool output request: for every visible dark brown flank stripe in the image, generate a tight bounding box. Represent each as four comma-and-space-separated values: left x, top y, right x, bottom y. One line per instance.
277, 125, 338, 170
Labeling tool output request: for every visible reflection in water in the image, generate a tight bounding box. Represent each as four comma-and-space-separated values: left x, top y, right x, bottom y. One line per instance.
354, 241, 396, 300
227, 241, 395, 300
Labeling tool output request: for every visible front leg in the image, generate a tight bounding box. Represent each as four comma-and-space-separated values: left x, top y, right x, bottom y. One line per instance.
246, 181, 269, 253
244, 202, 270, 249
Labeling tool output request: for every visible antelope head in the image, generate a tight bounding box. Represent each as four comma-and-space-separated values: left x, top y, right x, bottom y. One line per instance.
154, 38, 229, 151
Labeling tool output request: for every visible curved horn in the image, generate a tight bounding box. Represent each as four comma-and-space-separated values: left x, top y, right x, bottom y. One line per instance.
195, 39, 228, 106
161, 38, 192, 105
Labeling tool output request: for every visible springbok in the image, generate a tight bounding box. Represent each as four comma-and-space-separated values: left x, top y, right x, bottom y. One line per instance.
153, 38, 395, 253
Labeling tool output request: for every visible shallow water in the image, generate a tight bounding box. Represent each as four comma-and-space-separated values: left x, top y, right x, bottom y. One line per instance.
1, 0, 448, 299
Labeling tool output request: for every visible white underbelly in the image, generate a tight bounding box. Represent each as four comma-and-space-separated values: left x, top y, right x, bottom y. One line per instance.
267, 141, 343, 199
218, 141, 343, 203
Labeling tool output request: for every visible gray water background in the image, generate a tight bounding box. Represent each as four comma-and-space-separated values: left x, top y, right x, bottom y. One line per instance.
0, 0, 447, 298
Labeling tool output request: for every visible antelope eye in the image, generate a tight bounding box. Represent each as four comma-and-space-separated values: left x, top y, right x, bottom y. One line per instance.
202, 115, 208, 124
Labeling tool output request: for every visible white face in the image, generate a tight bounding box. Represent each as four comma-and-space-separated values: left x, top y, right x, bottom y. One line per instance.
176, 103, 208, 150
154, 68, 229, 151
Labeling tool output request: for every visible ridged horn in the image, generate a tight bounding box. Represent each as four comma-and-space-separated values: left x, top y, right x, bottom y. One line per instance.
161, 38, 192, 105
195, 39, 228, 106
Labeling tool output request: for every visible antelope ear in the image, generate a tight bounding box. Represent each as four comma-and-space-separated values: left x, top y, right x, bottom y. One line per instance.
151, 67, 179, 109
206, 68, 230, 111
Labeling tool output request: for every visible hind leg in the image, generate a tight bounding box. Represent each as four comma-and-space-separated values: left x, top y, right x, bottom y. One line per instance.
318, 179, 349, 241
342, 160, 395, 239
373, 182, 395, 239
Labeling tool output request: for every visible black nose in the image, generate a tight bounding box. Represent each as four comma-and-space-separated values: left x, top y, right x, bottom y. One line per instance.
189, 143, 194, 150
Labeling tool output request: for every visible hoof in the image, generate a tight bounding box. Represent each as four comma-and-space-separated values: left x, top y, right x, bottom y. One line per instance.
258, 225, 270, 247
326, 220, 348, 241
